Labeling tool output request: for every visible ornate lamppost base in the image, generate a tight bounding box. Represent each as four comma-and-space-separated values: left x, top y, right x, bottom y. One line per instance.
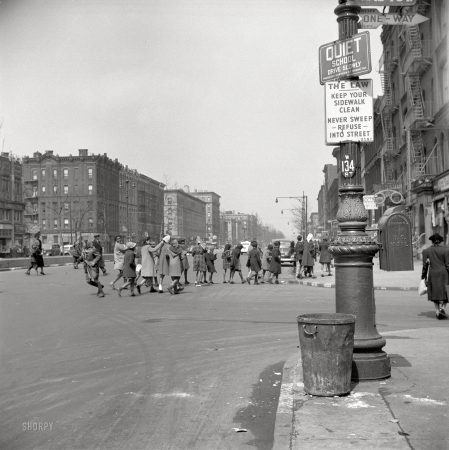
353, 351, 391, 381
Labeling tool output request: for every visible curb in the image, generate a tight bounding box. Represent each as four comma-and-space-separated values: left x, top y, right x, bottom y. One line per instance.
286, 279, 417, 291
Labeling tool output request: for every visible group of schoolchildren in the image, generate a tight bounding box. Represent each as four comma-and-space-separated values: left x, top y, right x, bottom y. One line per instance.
80, 232, 334, 297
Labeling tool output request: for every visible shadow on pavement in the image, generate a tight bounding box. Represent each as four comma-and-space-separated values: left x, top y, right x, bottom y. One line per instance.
232, 361, 285, 450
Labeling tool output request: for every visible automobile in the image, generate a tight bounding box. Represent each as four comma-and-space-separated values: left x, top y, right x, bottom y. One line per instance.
186, 245, 194, 255
240, 241, 251, 254
42, 243, 62, 256
271, 239, 295, 265
63, 244, 74, 256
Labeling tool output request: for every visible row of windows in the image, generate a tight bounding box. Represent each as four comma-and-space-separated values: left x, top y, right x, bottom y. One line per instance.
31, 167, 93, 180
32, 185, 93, 196
0, 209, 23, 222
41, 218, 94, 229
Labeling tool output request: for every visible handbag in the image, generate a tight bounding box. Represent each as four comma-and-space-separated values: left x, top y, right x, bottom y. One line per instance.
418, 259, 430, 296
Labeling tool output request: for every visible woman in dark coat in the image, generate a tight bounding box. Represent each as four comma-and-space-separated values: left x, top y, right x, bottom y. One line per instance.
319, 237, 332, 276
302, 234, 315, 278
246, 240, 262, 285
26, 232, 45, 275
421, 234, 449, 319
230, 244, 246, 284
268, 241, 282, 284
118, 242, 137, 297
156, 235, 171, 293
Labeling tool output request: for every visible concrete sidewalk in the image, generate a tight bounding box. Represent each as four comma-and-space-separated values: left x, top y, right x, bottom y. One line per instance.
281, 258, 424, 291
273, 327, 449, 450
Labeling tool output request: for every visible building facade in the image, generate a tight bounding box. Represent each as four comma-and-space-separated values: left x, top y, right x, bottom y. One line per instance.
362, 0, 448, 244
164, 189, 206, 242
189, 189, 221, 244
0, 153, 25, 255
222, 211, 258, 244
22, 149, 164, 251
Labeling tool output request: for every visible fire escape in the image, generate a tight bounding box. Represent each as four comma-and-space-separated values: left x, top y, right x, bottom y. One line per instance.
379, 45, 400, 183
23, 179, 39, 232
402, 1, 433, 180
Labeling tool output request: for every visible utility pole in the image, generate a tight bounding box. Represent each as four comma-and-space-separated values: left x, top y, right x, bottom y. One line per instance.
328, 0, 390, 380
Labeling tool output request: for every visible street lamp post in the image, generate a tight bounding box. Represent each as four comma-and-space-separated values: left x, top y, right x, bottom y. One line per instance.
328, 0, 390, 381
275, 193, 308, 236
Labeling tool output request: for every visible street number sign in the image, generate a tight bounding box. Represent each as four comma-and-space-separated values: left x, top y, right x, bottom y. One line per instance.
356, 0, 416, 5
324, 79, 374, 145
363, 195, 378, 210
358, 8, 429, 29
342, 155, 356, 178
319, 32, 371, 84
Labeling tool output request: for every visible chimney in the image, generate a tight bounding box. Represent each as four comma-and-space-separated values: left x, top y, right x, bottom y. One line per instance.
78, 149, 88, 156
45, 150, 54, 155
184, 185, 190, 193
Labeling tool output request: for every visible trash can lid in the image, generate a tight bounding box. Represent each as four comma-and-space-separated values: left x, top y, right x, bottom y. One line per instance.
297, 313, 356, 325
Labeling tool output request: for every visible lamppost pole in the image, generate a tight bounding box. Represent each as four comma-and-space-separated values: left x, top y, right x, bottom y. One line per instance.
328, 0, 390, 380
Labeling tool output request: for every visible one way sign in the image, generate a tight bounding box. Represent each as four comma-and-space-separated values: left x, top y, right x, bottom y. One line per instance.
358, 9, 429, 29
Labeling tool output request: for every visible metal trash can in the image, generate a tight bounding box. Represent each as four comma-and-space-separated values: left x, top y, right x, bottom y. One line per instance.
297, 313, 356, 396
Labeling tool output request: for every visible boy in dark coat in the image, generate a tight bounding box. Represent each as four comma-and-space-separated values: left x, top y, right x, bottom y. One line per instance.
204, 246, 217, 284
246, 241, 262, 285
268, 241, 282, 284
118, 242, 137, 297
83, 241, 105, 297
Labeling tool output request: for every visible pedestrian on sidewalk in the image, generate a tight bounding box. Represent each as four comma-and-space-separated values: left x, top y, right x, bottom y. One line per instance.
319, 236, 332, 277
288, 241, 296, 271
118, 242, 137, 297
204, 246, 217, 284
222, 243, 232, 283
302, 234, 316, 278
167, 239, 184, 295
421, 234, 448, 320
178, 238, 190, 285
110, 235, 126, 290
25, 242, 41, 275
93, 234, 108, 276
230, 244, 247, 284
83, 241, 105, 298
260, 244, 273, 283
268, 241, 282, 284
192, 240, 207, 286
294, 236, 304, 279
246, 240, 262, 284
137, 236, 163, 293
156, 235, 171, 293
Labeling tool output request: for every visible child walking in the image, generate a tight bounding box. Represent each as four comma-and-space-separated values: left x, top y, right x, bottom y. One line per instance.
222, 243, 232, 283
268, 241, 282, 284
204, 246, 217, 284
230, 244, 247, 284
260, 244, 273, 283
246, 241, 262, 285
118, 242, 137, 297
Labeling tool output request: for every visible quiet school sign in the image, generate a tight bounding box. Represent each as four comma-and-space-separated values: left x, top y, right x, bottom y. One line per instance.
325, 79, 374, 145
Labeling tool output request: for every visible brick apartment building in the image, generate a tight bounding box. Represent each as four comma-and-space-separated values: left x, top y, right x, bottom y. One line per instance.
189, 189, 221, 244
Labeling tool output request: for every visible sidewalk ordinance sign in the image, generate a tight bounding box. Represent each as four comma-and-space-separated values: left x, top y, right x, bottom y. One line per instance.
319, 32, 371, 84
363, 195, 378, 210
358, 8, 429, 29
355, 0, 416, 5
325, 79, 374, 145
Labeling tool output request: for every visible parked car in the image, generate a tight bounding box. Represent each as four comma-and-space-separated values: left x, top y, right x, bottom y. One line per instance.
271, 239, 294, 265
240, 241, 251, 254
63, 244, 74, 256
42, 243, 62, 256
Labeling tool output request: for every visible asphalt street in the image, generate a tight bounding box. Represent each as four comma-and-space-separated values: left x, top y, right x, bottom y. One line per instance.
0, 256, 444, 450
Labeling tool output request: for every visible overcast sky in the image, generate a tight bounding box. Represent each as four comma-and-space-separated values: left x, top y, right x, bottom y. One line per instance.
0, 0, 383, 238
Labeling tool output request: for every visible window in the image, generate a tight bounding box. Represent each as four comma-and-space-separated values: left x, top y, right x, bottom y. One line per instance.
53, 186, 57, 194
32, 186, 38, 197
32, 169, 38, 180
64, 185, 68, 194
33, 204, 38, 212
41, 186, 46, 195
64, 219, 69, 229
63, 168, 68, 179
42, 219, 46, 229
88, 168, 93, 179
53, 168, 57, 178
64, 202, 69, 211
54, 235, 58, 244
88, 218, 93, 228
88, 184, 93, 195
54, 219, 58, 229
41, 203, 46, 213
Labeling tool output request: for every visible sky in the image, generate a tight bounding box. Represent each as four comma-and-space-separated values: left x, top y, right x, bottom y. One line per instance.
0, 0, 384, 238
